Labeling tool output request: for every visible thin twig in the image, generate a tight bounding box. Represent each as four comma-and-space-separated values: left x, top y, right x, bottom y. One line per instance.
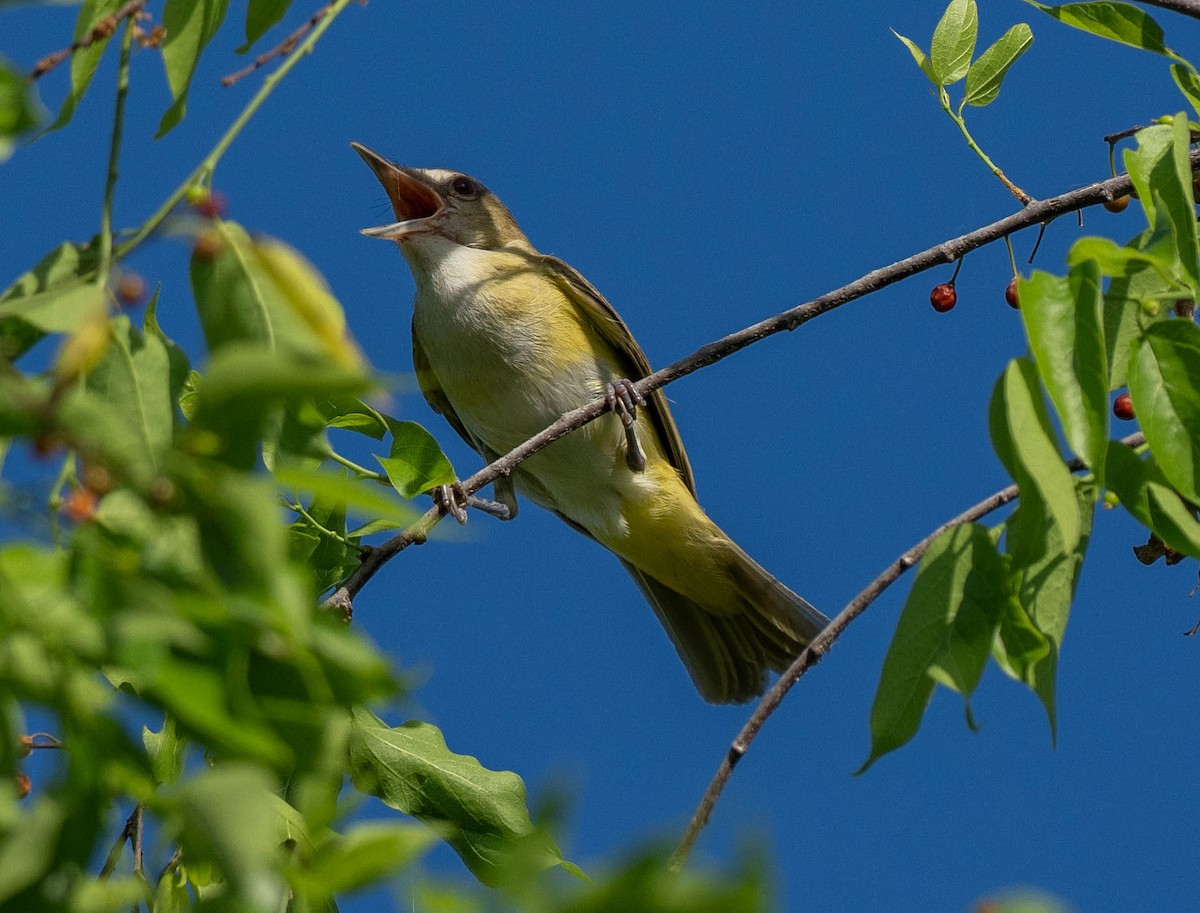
1137, 0, 1200, 21
221, 0, 335, 87
97, 15, 135, 287
324, 157, 1194, 612
667, 434, 1145, 871
27, 0, 147, 81
99, 804, 144, 879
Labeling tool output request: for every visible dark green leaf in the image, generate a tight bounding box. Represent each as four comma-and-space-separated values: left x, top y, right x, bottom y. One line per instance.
964, 23, 1033, 106
241, 0, 292, 52
377, 420, 457, 498
1171, 64, 1200, 121
931, 0, 978, 85
0, 54, 44, 162
1105, 441, 1200, 558
859, 523, 1010, 772
989, 358, 1082, 560
1019, 264, 1108, 477
349, 708, 572, 887
892, 30, 937, 85
48, 0, 123, 132
1129, 319, 1200, 502
1024, 0, 1179, 59
157, 0, 231, 137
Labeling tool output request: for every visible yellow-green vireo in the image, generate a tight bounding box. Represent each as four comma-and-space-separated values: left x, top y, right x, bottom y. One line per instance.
353, 142, 828, 703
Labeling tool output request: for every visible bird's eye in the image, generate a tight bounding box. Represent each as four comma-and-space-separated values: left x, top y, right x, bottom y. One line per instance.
450, 176, 477, 197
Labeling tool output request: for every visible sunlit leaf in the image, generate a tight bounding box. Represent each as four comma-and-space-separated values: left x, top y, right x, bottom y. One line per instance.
892, 30, 937, 84
1129, 319, 1200, 503
48, 0, 123, 132
964, 23, 1033, 106
377, 420, 456, 499
158, 0, 231, 137
1024, 0, 1179, 60
930, 0, 978, 85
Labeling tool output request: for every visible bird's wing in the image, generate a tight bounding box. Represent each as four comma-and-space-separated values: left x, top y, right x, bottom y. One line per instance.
539, 254, 697, 496
411, 322, 488, 456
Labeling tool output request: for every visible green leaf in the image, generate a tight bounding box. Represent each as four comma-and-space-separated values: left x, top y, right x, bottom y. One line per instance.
859, 523, 1011, 773
377, 420, 457, 498
1001, 479, 1094, 739
1123, 118, 1200, 297
166, 764, 288, 909
1170, 63, 1200, 121
892, 30, 937, 85
1024, 1, 1179, 60
964, 22, 1033, 106
48, 0, 123, 132
241, 0, 293, 51
296, 823, 435, 898
1105, 441, 1200, 558
1068, 235, 1176, 281
143, 716, 185, 786
1104, 227, 1173, 389
349, 708, 572, 887
85, 315, 174, 470
1019, 264, 1108, 477
0, 241, 102, 362
0, 54, 44, 162
157, 0, 231, 137
989, 358, 1082, 560
930, 0, 978, 86
1129, 319, 1200, 503
144, 288, 191, 409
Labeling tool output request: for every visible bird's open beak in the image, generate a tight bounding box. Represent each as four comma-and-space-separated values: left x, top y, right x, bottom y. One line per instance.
351, 142, 443, 241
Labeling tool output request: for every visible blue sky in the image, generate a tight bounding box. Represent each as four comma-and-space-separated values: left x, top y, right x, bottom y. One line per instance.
3, 1, 1199, 910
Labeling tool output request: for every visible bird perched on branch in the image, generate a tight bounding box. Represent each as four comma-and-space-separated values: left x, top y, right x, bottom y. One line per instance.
353, 142, 827, 703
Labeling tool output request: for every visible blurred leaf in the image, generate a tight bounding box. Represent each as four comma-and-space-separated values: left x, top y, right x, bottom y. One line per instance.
143, 717, 184, 787
166, 764, 288, 909
1019, 264, 1108, 477
241, 0, 292, 52
1129, 319, 1200, 503
252, 236, 365, 371
157, 0, 231, 137
319, 395, 389, 440
963, 22, 1033, 106
377, 420, 457, 499
859, 523, 1010, 772
0, 240, 102, 362
295, 822, 435, 898
989, 359, 1081, 560
1024, 0, 1180, 60
85, 315, 174, 470
144, 290, 191, 413
1105, 441, 1200, 558
892, 30, 937, 84
349, 708, 572, 887
277, 465, 417, 526
0, 54, 43, 162
48, 0, 123, 132
930, 0, 978, 85
0, 798, 67, 901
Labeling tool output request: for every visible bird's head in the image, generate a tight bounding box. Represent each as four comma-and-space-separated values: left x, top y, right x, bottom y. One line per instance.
352, 142, 532, 256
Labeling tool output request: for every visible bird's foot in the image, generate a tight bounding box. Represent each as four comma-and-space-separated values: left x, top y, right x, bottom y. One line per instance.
431, 484, 514, 523
605, 378, 647, 472
431, 483, 469, 524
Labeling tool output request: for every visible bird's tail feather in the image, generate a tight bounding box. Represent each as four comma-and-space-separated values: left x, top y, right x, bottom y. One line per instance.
618, 548, 827, 704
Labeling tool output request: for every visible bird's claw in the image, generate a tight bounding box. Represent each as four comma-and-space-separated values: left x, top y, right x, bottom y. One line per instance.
432, 483, 469, 524
605, 379, 647, 472
432, 484, 514, 523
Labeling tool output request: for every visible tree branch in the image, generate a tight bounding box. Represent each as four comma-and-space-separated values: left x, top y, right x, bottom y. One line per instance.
220, 0, 338, 88
667, 433, 1146, 871
325, 153, 1192, 611
27, 0, 147, 81
1137, 0, 1200, 21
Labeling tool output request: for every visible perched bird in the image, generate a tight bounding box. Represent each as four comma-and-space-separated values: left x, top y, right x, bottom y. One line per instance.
353, 143, 828, 703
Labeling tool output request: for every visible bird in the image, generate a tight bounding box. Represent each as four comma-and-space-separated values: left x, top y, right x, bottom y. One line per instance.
352, 142, 828, 703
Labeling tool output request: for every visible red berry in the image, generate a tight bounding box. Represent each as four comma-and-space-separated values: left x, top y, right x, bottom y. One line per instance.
191, 190, 227, 220
1103, 194, 1130, 214
1005, 277, 1019, 309
930, 282, 957, 312
17, 736, 32, 759
114, 272, 147, 307
1113, 392, 1135, 421
62, 488, 99, 523
15, 771, 30, 799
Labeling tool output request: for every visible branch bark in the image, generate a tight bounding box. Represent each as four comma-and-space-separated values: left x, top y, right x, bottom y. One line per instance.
326, 156, 1193, 610
1137, 0, 1200, 21
668, 433, 1146, 871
